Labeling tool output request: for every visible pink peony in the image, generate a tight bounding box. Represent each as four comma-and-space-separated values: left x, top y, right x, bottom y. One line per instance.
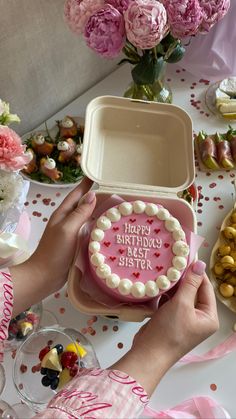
164, 0, 203, 38
199, 0, 230, 32
0, 125, 31, 171
84, 5, 126, 58
124, 0, 169, 50
64, 0, 105, 35
105, 0, 131, 13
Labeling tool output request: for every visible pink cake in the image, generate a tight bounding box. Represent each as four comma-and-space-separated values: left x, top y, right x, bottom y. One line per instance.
88, 201, 189, 303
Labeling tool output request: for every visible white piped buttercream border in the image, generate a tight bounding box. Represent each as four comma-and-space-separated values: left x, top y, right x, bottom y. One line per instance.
89, 201, 189, 299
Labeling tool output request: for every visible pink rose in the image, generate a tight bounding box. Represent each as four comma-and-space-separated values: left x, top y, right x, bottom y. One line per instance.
105, 0, 130, 13
164, 0, 203, 38
84, 5, 126, 58
64, 0, 105, 35
0, 126, 31, 171
124, 0, 169, 50
199, 0, 230, 32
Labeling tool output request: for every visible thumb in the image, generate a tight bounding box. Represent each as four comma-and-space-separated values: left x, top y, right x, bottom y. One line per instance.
68, 191, 97, 229
177, 260, 206, 304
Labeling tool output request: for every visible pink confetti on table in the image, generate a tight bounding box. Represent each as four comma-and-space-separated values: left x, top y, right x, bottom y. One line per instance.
32, 211, 41, 217
59, 307, 65, 314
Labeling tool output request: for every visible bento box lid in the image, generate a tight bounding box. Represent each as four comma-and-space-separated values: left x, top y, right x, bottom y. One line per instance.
81, 96, 194, 195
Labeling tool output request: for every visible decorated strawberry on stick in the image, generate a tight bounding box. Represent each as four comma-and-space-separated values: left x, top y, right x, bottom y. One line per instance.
31, 134, 54, 156
23, 148, 38, 174
57, 138, 76, 163
40, 157, 62, 181
59, 116, 78, 138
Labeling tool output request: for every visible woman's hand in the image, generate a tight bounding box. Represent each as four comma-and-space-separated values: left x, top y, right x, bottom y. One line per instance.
10, 177, 96, 316
111, 261, 219, 397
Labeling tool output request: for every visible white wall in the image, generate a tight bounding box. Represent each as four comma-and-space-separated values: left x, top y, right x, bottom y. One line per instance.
0, 0, 118, 134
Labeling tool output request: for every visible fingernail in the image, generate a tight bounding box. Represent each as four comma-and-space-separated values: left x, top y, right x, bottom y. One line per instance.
82, 191, 96, 204
192, 260, 206, 276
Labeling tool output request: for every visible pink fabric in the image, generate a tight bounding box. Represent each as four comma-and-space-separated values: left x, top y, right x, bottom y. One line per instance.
33, 368, 231, 419
180, 1, 236, 81
0, 269, 13, 361
144, 396, 230, 418
34, 368, 148, 418
75, 194, 204, 309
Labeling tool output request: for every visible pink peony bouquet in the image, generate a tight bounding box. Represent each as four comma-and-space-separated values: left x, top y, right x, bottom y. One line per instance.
64, 0, 230, 90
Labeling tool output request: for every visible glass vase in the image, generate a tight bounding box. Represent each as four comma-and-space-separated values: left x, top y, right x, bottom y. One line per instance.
124, 62, 172, 103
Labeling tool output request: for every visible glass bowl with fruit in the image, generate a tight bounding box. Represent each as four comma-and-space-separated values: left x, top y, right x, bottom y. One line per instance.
13, 326, 100, 413
5, 303, 43, 352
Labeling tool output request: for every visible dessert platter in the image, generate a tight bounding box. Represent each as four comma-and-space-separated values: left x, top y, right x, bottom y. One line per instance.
21, 116, 84, 187
205, 76, 236, 121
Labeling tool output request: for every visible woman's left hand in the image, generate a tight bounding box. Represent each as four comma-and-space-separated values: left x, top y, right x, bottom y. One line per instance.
10, 177, 96, 316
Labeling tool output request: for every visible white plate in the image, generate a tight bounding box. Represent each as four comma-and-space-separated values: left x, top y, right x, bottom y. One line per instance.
205, 81, 236, 122
21, 117, 84, 188
20, 171, 83, 188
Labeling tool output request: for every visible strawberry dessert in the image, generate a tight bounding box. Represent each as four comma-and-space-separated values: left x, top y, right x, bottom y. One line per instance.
88, 201, 189, 303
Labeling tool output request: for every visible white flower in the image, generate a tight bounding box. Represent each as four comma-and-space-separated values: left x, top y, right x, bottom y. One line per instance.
0, 99, 5, 116
0, 171, 24, 213
0, 98, 20, 125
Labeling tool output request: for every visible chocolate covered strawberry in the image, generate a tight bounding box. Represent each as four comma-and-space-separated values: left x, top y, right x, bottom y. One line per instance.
40, 157, 62, 181
59, 116, 78, 138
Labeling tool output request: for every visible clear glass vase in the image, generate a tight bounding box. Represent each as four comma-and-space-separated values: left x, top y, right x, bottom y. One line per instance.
124, 62, 172, 103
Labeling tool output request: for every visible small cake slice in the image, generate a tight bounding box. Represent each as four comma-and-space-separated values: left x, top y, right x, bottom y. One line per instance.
88, 201, 189, 303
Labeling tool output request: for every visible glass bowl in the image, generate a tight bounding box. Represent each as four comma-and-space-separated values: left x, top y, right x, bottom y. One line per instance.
13, 326, 100, 413
5, 303, 43, 352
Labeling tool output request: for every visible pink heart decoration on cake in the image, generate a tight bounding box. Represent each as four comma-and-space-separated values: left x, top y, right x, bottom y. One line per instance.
154, 228, 160, 234
156, 266, 163, 272
104, 241, 111, 247
129, 218, 136, 223
132, 272, 140, 278
112, 227, 119, 231
154, 252, 160, 258
109, 256, 116, 262
147, 219, 154, 224
119, 249, 125, 254
164, 243, 170, 248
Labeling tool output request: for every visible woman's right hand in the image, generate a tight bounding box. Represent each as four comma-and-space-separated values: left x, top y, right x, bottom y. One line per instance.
111, 261, 219, 397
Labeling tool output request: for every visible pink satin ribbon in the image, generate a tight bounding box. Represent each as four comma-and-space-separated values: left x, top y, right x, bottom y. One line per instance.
143, 334, 236, 418
180, 333, 236, 364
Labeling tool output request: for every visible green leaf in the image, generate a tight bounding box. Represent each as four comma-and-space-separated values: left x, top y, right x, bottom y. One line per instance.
118, 58, 139, 66
131, 54, 164, 85
166, 44, 185, 63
